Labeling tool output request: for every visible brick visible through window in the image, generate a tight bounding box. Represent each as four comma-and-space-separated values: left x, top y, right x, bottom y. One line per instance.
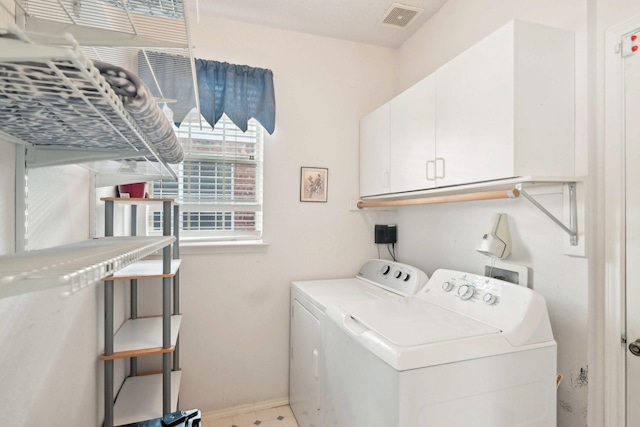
150, 111, 263, 240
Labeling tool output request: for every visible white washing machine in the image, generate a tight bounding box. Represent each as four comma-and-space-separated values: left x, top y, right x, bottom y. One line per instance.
289, 259, 428, 427
325, 268, 557, 427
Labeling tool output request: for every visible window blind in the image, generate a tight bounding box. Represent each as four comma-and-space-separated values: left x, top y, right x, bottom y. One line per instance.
151, 109, 263, 240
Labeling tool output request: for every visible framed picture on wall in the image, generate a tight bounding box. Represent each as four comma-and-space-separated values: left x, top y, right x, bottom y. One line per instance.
300, 167, 328, 202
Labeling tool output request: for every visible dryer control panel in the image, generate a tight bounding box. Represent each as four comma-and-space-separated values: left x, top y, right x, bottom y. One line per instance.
357, 259, 428, 297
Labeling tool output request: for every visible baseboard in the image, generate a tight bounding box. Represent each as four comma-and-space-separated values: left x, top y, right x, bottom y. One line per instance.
200, 397, 290, 420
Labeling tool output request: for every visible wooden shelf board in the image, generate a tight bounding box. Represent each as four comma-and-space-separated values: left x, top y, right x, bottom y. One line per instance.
102, 315, 182, 360
101, 197, 176, 204
102, 346, 174, 361
105, 260, 181, 281
113, 371, 181, 426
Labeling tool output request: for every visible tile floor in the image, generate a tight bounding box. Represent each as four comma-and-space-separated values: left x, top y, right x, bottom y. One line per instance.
201, 405, 299, 427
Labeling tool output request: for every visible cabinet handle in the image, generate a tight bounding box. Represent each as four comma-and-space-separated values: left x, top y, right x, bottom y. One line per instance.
426, 161, 435, 181
313, 348, 321, 410
435, 158, 445, 179
313, 349, 319, 377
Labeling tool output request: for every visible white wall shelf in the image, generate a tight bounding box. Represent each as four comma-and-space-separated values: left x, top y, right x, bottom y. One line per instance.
357, 176, 585, 254
0, 29, 179, 180
358, 176, 582, 202
13, 0, 201, 181
103, 198, 182, 427
0, 236, 175, 299
113, 371, 182, 426
102, 315, 182, 360
14, 0, 199, 118
105, 260, 182, 281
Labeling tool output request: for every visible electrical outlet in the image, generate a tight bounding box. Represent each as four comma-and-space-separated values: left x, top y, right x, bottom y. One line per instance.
483, 260, 529, 287
484, 266, 520, 284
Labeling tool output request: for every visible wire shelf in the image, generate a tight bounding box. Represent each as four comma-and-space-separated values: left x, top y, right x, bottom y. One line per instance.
5, 0, 200, 177
16, 0, 199, 116
0, 236, 175, 299
16, 0, 189, 46
0, 29, 181, 178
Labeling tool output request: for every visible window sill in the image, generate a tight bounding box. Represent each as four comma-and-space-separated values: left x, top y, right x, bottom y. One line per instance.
178, 239, 269, 255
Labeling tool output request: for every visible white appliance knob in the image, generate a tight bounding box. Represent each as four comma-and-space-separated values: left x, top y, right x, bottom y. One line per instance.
483, 293, 497, 305
394, 270, 402, 279
403, 273, 411, 282
382, 265, 391, 275
442, 281, 454, 292
458, 284, 474, 300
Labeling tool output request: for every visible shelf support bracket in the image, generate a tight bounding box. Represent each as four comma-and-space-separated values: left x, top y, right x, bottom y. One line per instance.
516, 183, 578, 246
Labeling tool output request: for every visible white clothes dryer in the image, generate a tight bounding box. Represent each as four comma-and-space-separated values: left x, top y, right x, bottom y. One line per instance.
325, 268, 557, 427
289, 259, 428, 427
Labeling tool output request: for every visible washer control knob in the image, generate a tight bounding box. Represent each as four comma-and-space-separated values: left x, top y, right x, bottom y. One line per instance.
441, 281, 454, 292
382, 265, 391, 275
394, 270, 402, 279
457, 284, 475, 300
483, 293, 497, 305
403, 273, 411, 282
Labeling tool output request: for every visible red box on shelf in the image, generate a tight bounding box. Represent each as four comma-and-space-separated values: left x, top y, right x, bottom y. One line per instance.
118, 183, 146, 198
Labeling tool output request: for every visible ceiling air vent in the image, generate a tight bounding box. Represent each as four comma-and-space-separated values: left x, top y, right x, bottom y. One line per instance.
380, 3, 424, 28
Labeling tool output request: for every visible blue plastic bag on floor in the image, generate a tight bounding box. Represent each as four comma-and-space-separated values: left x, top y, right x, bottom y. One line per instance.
120, 409, 201, 427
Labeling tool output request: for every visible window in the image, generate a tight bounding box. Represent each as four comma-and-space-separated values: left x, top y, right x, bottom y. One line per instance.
150, 109, 263, 241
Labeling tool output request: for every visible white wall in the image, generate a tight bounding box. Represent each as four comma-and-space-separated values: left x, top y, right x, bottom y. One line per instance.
598, 0, 640, 27
26, 166, 91, 250
393, 1, 590, 426
166, 14, 398, 411
0, 159, 100, 426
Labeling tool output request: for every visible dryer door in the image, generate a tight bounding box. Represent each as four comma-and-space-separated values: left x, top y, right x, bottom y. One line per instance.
290, 299, 322, 427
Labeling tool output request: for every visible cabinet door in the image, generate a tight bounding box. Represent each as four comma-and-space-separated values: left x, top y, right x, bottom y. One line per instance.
290, 300, 322, 427
359, 103, 390, 197
389, 74, 436, 193
435, 24, 515, 187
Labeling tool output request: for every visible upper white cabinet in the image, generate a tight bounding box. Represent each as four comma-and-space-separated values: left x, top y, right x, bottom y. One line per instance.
360, 103, 391, 197
360, 75, 436, 197
359, 20, 575, 197
389, 74, 437, 193
435, 20, 574, 187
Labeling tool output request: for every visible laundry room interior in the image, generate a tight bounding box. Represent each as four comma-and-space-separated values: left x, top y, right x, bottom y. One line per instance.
1, 0, 640, 426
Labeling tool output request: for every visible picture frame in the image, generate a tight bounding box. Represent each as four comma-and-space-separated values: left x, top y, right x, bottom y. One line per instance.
300, 167, 328, 202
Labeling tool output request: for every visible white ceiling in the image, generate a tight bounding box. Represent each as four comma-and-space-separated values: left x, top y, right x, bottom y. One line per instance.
196, 0, 449, 48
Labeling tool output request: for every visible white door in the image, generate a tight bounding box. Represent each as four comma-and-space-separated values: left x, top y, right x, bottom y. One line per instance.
289, 299, 322, 427
389, 73, 436, 193
360, 103, 390, 197
434, 23, 514, 187
625, 45, 640, 425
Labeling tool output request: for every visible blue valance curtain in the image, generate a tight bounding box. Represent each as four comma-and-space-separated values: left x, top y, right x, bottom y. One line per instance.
137, 51, 196, 126
137, 52, 276, 134
196, 59, 276, 135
